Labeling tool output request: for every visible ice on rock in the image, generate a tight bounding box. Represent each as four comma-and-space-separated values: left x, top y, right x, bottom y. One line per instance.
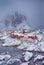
22, 51, 33, 61
0, 61, 3, 65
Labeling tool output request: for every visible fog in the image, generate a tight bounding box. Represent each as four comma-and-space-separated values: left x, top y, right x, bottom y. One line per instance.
0, 0, 44, 29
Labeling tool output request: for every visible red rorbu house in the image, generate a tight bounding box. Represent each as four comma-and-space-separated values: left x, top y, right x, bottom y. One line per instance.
10, 33, 24, 39
28, 35, 38, 40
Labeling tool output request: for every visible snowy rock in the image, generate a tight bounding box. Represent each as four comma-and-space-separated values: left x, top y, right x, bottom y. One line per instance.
2, 39, 21, 46
17, 42, 28, 50
22, 51, 33, 61
20, 62, 30, 65
38, 41, 44, 52
0, 61, 6, 65
0, 61, 3, 65
25, 32, 36, 37
25, 44, 39, 51
42, 61, 44, 65
34, 55, 44, 62
0, 54, 11, 61
7, 58, 20, 65
11, 32, 24, 37
0, 34, 3, 37
37, 34, 43, 41
1, 35, 9, 40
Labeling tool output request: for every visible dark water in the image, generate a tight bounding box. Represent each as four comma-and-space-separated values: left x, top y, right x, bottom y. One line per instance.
0, 46, 23, 56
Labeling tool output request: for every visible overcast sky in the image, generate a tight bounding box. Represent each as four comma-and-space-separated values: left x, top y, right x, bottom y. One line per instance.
0, 0, 44, 29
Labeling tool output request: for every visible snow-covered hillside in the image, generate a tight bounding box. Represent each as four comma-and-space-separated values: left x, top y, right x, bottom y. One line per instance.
16, 20, 31, 31
0, 20, 32, 31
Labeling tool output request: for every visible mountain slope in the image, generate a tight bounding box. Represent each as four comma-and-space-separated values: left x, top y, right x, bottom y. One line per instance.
16, 20, 31, 31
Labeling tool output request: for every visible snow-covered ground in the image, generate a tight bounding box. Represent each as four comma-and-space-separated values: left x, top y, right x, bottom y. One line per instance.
1, 29, 44, 52
0, 29, 44, 65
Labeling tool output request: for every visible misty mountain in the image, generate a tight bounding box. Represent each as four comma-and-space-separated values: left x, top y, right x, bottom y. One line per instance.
0, 12, 32, 30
